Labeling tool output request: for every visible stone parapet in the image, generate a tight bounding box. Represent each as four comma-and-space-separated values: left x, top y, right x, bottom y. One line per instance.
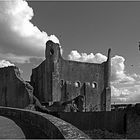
0, 106, 90, 139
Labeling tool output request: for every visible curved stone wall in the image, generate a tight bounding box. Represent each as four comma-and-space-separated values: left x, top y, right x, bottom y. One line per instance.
0, 106, 90, 139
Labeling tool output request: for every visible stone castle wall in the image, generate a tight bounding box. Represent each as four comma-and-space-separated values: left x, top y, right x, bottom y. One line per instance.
31, 40, 111, 111
0, 66, 30, 108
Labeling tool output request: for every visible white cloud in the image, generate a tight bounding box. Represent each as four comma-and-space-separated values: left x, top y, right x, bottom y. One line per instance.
111, 55, 135, 84
0, 0, 59, 60
0, 60, 15, 68
111, 85, 129, 103
68, 50, 107, 63
0, 53, 30, 64
131, 73, 140, 81
111, 85, 140, 103
0, 53, 44, 64
111, 85, 129, 97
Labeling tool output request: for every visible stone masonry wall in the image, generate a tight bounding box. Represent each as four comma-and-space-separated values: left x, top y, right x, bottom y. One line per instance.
31, 40, 111, 111
31, 61, 46, 102
0, 66, 30, 108
0, 106, 90, 139
126, 104, 140, 138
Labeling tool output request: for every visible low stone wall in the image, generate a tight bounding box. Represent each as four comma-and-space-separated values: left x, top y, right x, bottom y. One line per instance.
126, 105, 140, 138
58, 111, 126, 134
0, 106, 90, 139
58, 107, 140, 139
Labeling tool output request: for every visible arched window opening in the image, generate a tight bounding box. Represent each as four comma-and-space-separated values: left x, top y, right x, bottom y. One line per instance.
75, 81, 81, 87
60, 79, 64, 87
92, 82, 97, 89
50, 48, 54, 56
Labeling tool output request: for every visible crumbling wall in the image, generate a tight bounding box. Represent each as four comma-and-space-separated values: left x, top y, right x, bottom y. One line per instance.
59, 59, 106, 111
0, 66, 50, 113
0, 66, 30, 108
31, 40, 111, 111
31, 61, 46, 102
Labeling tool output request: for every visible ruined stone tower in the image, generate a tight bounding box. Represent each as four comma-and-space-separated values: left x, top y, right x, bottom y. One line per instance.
31, 40, 111, 111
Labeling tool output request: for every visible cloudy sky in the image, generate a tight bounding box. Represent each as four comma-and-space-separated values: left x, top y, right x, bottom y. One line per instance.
1, 0, 140, 104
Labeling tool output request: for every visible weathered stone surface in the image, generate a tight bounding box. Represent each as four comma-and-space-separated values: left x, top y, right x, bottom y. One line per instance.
0, 66, 50, 112
0, 106, 90, 139
31, 40, 111, 111
84, 129, 125, 139
0, 66, 30, 108
126, 104, 140, 138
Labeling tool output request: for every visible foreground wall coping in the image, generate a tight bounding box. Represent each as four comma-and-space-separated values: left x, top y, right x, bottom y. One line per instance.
0, 106, 90, 139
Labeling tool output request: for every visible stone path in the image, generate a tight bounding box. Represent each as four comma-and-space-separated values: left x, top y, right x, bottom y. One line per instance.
0, 116, 25, 139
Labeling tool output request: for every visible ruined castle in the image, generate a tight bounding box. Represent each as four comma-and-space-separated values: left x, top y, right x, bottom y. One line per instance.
31, 40, 111, 111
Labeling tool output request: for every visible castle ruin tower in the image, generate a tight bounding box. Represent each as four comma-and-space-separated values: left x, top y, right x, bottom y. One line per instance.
105, 48, 111, 111
44, 40, 61, 103
102, 48, 111, 111
106, 48, 111, 87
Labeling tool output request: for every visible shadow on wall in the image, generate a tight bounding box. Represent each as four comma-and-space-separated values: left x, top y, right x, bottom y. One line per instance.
58, 111, 126, 135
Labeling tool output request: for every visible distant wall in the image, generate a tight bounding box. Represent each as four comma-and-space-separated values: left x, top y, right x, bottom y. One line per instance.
57, 105, 140, 138
0, 66, 30, 108
0, 106, 90, 139
58, 111, 126, 134
126, 104, 140, 138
